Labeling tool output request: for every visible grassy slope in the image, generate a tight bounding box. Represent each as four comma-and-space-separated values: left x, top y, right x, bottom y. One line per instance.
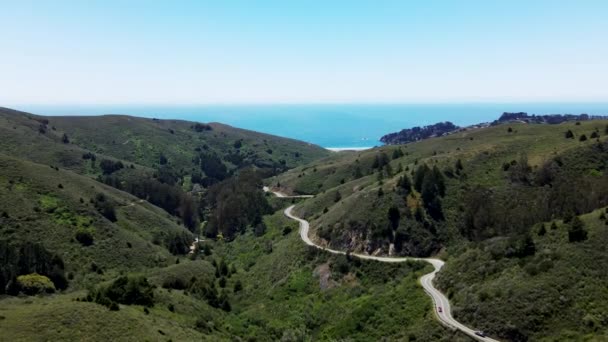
437, 208, 608, 341
43, 112, 328, 170
270, 120, 608, 253
0, 154, 192, 286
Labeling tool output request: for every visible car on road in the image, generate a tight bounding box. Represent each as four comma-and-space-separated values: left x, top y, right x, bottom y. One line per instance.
474, 331, 486, 338
437, 307, 442, 313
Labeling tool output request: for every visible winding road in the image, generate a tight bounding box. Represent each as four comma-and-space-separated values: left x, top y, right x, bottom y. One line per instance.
266, 187, 499, 341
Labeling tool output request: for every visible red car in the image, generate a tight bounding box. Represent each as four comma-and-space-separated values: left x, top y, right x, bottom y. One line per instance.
437, 307, 442, 313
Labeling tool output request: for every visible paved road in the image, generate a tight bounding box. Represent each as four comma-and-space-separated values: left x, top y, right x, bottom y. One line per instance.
283, 204, 500, 342
262, 186, 314, 198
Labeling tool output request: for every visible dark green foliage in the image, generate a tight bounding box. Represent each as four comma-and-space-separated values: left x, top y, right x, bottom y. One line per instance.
0, 240, 68, 295
61, 133, 69, 144
254, 222, 267, 237
397, 174, 412, 194
93, 193, 117, 222
75, 229, 94, 246
159, 154, 168, 165
99, 159, 124, 175
89, 276, 155, 309
417, 165, 446, 220
334, 190, 341, 203
195, 153, 228, 183
579, 134, 588, 142
371, 152, 389, 170
538, 224, 546, 236
102, 174, 199, 230
218, 277, 226, 288
565, 129, 574, 139
191, 123, 212, 132
590, 131, 599, 139
282, 226, 293, 235
205, 169, 272, 240
387, 207, 400, 229
168, 303, 175, 312
159, 229, 194, 255
508, 154, 531, 184
391, 148, 404, 160
233, 280, 242, 292
568, 216, 587, 242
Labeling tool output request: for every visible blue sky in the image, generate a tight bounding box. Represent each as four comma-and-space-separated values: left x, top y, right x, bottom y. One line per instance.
2, 0, 607, 104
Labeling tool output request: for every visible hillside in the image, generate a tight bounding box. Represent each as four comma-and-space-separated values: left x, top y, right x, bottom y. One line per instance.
0, 106, 469, 341
269, 119, 608, 340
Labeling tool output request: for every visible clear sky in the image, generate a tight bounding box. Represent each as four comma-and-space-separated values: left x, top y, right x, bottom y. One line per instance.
2, 0, 607, 105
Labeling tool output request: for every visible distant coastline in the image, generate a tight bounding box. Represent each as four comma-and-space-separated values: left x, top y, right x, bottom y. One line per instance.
13, 103, 608, 149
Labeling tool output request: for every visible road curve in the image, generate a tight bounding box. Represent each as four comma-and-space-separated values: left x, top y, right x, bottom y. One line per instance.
262, 186, 314, 198
283, 204, 500, 342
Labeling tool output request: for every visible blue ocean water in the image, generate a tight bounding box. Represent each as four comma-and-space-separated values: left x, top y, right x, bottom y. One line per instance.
14, 103, 608, 148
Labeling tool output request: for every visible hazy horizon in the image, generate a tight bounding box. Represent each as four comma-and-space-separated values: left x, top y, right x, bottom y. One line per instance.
13, 102, 608, 148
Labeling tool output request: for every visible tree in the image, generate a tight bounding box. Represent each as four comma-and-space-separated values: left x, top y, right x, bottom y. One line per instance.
568, 216, 587, 242
61, 133, 69, 144
388, 207, 400, 229
233, 280, 243, 292
590, 131, 599, 139
565, 130, 574, 139
579, 134, 588, 142
397, 174, 412, 194
159, 154, 168, 165
414, 164, 430, 192
455, 159, 463, 171
538, 224, 546, 236
377, 187, 384, 197
334, 191, 342, 203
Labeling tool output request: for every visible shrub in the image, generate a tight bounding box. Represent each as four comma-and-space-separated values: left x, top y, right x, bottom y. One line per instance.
565, 130, 574, 139
16, 273, 56, 295
579, 134, 588, 142
90, 276, 155, 308
233, 280, 243, 293
75, 229, 94, 246
568, 216, 588, 242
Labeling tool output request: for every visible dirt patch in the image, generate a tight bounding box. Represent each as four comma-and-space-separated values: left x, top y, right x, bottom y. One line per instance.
313, 263, 337, 291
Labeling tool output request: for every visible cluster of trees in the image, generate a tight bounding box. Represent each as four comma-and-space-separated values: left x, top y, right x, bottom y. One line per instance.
101, 174, 200, 231
194, 153, 228, 185
191, 123, 212, 132
413, 164, 446, 220
464, 141, 608, 240
0, 240, 68, 295
99, 159, 124, 175
380, 121, 458, 145
85, 276, 155, 310
204, 169, 272, 240
93, 193, 117, 222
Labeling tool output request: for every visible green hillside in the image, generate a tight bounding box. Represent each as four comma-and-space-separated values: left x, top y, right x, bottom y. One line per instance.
270, 119, 608, 340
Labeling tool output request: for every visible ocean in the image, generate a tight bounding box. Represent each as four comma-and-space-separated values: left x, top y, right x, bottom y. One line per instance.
13, 103, 608, 149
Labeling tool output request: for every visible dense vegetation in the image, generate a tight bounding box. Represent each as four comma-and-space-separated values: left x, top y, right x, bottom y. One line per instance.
271, 118, 608, 340
380, 121, 459, 145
